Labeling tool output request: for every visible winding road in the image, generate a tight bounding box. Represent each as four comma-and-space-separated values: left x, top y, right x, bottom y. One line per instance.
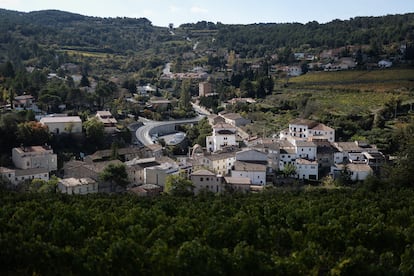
135, 115, 205, 146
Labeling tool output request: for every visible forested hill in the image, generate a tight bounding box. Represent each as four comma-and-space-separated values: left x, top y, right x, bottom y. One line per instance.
0, 8, 413, 67
215, 13, 414, 57
0, 9, 160, 55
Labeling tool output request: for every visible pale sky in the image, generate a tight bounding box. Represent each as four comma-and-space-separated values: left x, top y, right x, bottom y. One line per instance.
1, 0, 413, 27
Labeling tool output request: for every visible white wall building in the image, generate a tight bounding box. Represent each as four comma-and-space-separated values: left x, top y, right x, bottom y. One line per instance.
293, 140, 317, 160
331, 164, 373, 181
296, 159, 318, 180
12, 146, 57, 172
231, 161, 266, 185
144, 161, 180, 188
280, 119, 335, 142
206, 123, 237, 153
40, 116, 82, 134
58, 177, 98, 195
96, 111, 117, 133
202, 152, 237, 176
191, 169, 223, 194
0, 167, 49, 185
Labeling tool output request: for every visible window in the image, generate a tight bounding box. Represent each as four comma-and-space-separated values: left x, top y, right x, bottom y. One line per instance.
301, 148, 304, 151
206, 177, 209, 181
200, 177, 203, 182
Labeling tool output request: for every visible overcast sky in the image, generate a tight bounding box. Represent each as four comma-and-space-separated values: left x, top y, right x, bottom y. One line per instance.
1, 0, 413, 27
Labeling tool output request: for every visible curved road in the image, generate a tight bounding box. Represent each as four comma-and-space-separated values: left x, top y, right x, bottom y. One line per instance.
135, 115, 205, 147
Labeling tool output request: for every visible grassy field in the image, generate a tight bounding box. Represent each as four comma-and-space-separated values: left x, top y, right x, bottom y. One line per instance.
289, 68, 414, 84
245, 68, 414, 137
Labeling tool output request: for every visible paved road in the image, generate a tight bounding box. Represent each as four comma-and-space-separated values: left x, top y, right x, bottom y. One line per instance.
135, 115, 205, 146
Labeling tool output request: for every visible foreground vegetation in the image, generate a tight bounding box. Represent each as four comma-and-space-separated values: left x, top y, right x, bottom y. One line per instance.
1, 187, 414, 275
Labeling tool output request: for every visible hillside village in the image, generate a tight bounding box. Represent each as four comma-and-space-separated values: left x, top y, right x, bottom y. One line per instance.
0, 86, 387, 195
2, 8, 414, 275
0, 10, 413, 195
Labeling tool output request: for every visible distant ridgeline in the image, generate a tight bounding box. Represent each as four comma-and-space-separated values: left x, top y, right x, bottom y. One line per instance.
0, 8, 413, 65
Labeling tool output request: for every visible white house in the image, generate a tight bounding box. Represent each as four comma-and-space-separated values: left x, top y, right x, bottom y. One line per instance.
293, 140, 317, 160
219, 112, 251, 127
279, 140, 296, 171
231, 161, 266, 185
252, 139, 280, 172
235, 149, 268, 163
96, 111, 117, 133
0, 167, 15, 184
206, 123, 237, 153
12, 145, 57, 172
378, 60, 392, 68
307, 123, 335, 142
40, 116, 82, 134
199, 82, 213, 97
202, 152, 237, 176
144, 161, 180, 188
13, 95, 40, 112
58, 177, 98, 195
331, 163, 373, 181
191, 169, 223, 194
125, 157, 160, 186
0, 167, 49, 185
137, 84, 156, 95
280, 119, 335, 142
296, 159, 318, 180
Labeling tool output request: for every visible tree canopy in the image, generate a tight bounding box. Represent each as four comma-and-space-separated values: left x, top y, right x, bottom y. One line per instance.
1, 188, 414, 274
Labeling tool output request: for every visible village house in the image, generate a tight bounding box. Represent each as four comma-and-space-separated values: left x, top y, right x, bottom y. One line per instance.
57, 177, 98, 195
40, 115, 82, 134
125, 157, 160, 186
219, 112, 251, 127
128, 184, 162, 197
296, 159, 318, 180
144, 160, 180, 188
225, 97, 257, 106
207, 114, 225, 126
224, 176, 251, 193
63, 159, 123, 183
84, 147, 145, 163
201, 151, 237, 176
12, 145, 57, 172
199, 82, 213, 97
137, 83, 156, 95
231, 161, 267, 185
0, 167, 49, 185
280, 119, 335, 142
191, 169, 223, 194
206, 123, 238, 153
331, 163, 373, 181
95, 111, 118, 133
13, 95, 40, 112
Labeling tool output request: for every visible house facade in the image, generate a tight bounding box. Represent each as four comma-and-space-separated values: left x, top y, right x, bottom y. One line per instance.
191, 169, 223, 194
12, 146, 57, 172
202, 152, 237, 176
231, 161, 266, 185
58, 177, 98, 195
296, 159, 318, 180
96, 111, 118, 133
206, 123, 237, 153
40, 116, 82, 134
219, 112, 251, 127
